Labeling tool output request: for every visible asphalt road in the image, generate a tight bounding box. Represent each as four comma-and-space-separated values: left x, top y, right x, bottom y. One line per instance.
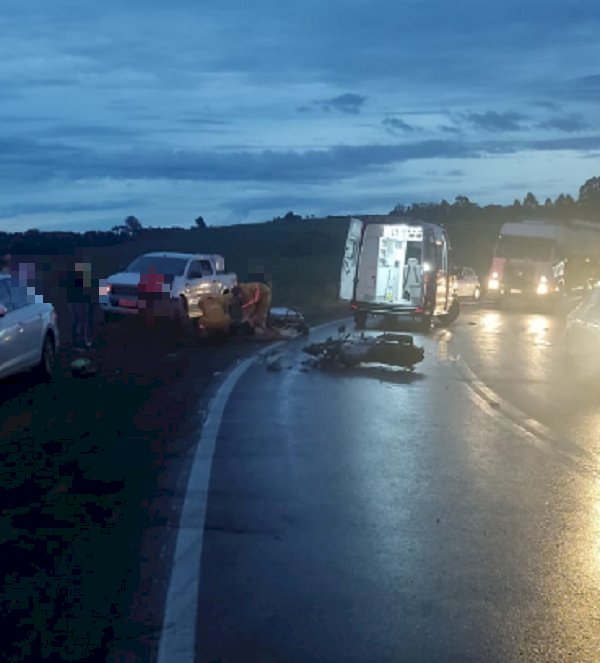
0, 317, 266, 663
191, 302, 600, 662
3, 302, 600, 662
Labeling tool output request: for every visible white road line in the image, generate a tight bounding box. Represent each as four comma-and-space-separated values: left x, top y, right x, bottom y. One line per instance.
156, 353, 256, 663
455, 353, 598, 477
156, 318, 346, 663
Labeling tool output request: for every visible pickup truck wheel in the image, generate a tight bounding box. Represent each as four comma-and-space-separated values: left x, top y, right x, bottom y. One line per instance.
176, 296, 194, 334
35, 333, 56, 381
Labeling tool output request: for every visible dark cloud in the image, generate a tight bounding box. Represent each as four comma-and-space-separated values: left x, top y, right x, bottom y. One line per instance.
314, 93, 367, 114
536, 115, 588, 133
530, 100, 560, 110
1, 198, 144, 218
383, 117, 416, 134
463, 111, 529, 132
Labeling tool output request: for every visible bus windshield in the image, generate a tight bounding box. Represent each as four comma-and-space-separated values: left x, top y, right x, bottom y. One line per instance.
495, 236, 556, 262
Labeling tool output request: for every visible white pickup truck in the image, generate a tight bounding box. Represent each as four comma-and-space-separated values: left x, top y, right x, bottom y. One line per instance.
99, 252, 237, 323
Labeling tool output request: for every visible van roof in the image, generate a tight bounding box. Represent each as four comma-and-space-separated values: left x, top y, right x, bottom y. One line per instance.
354, 214, 444, 230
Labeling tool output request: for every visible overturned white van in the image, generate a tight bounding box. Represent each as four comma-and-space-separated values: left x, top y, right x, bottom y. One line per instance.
339, 216, 459, 329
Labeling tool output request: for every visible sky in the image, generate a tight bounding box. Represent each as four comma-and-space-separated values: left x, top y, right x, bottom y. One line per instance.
2, 0, 600, 232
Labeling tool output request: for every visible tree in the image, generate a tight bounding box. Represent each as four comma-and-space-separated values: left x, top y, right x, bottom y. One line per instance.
124, 215, 143, 233
555, 193, 575, 208
578, 177, 600, 206
194, 216, 207, 230
523, 192, 539, 208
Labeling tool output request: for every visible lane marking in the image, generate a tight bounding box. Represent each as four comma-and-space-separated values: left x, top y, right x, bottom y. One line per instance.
453, 350, 598, 478
157, 318, 348, 663
156, 354, 257, 663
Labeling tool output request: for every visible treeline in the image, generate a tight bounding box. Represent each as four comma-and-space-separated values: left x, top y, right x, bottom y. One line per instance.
2, 176, 599, 263
390, 176, 600, 227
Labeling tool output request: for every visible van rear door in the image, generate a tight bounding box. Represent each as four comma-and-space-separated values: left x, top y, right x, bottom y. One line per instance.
339, 217, 363, 301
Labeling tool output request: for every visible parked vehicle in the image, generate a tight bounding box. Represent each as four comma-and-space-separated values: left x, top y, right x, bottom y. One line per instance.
0, 275, 59, 381
453, 266, 481, 301
340, 216, 459, 330
99, 252, 237, 324
564, 284, 600, 378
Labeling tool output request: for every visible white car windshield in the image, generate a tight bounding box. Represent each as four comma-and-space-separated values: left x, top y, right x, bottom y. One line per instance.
124, 256, 188, 276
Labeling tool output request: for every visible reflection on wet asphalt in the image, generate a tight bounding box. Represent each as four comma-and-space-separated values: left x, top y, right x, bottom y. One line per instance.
196, 305, 600, 662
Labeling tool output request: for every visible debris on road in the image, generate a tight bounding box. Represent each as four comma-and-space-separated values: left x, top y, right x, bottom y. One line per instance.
70, 357, 97, 378
268, 307, 310, 336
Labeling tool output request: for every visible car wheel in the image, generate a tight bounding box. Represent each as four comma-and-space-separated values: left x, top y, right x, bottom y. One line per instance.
354, 310, 367, 330
35, 333, 56, 381
473, 286, 481, 302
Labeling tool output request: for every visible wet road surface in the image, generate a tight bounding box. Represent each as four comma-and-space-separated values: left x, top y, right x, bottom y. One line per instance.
193, 304, 600, 662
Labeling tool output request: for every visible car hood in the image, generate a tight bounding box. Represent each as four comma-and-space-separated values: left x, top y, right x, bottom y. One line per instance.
106, 272, 141, 285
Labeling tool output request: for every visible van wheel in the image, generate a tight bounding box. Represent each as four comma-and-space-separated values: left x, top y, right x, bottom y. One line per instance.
473, 286, 481, 302
35, 334, 56, 381
354, 311, 367, 330
419, 315, 432, 332
439, 298, 460, 326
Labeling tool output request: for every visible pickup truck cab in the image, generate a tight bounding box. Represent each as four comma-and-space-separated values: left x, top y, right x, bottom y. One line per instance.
99, 252, 237, 322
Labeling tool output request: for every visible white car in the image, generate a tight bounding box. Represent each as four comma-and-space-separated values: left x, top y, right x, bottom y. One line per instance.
564, 285, 600, 377
454, 266, 481, 301
0, 275, 59, 381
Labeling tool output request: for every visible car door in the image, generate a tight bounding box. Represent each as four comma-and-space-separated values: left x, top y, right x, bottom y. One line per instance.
11, 286, 44, 366
0, 280, 29, 376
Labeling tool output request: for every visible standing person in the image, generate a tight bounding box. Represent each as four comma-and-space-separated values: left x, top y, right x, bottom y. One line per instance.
1, 253, 12, 275
65, 260, 95, 349
231, 282, 272, 333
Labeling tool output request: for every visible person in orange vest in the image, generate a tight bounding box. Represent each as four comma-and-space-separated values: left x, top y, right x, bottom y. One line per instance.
196, 291, 233, 333
231, 282, 272, 332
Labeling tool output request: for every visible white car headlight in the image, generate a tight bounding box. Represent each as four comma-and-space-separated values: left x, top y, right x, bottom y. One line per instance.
488, 278, 500, 290
536, 282, 549, 295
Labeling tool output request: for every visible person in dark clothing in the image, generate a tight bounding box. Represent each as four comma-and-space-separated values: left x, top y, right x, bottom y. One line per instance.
65, 261, 96, 349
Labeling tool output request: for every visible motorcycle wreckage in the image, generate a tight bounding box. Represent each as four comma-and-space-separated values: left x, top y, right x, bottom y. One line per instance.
303, 326, 424, 371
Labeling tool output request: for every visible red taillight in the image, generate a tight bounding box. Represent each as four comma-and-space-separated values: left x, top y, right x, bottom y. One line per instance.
350, 302, 358, 310
415, 307, 424, 314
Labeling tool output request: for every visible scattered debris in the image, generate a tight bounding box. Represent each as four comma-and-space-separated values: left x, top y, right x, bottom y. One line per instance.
70, 357, 97, 378
268, 307, 310, 336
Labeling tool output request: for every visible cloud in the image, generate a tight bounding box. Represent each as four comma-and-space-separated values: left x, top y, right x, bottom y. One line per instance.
0, 198, 143, 218
463, 111, 529, 132
536, 115, 588, 133
383, 117, 416, 134
314, 93, 367, 114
